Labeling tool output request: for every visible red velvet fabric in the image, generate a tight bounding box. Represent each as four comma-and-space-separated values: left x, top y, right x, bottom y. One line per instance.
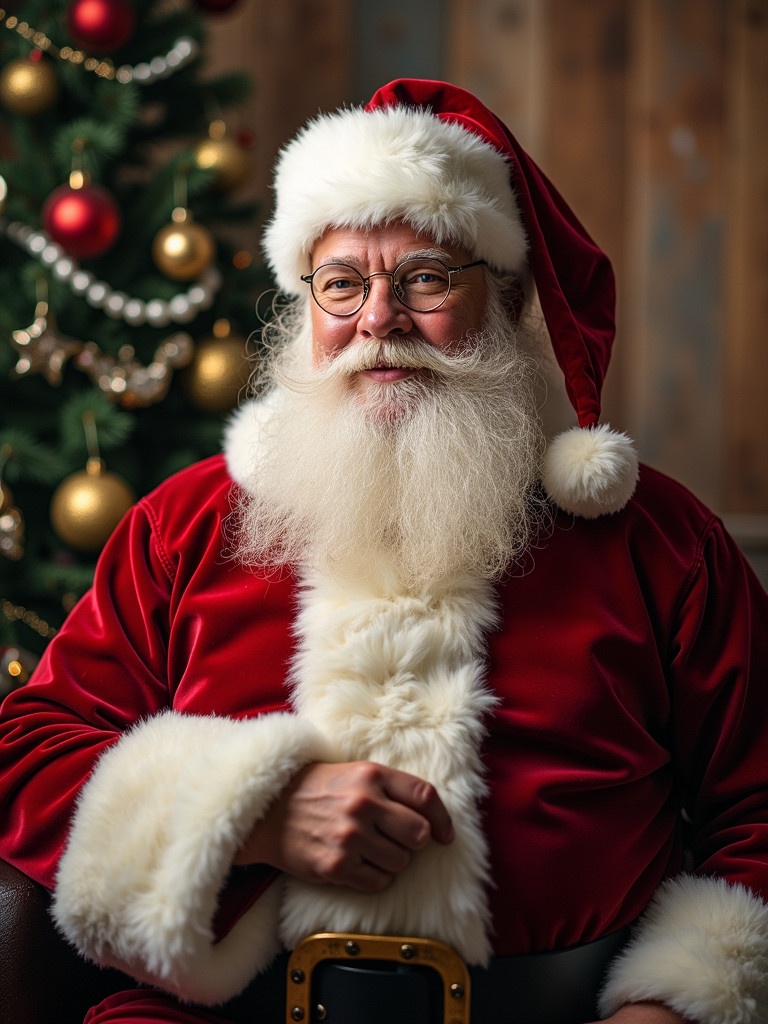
366, 79, 616, 430
1, 454, 766, 967
84, 990, 233, 1023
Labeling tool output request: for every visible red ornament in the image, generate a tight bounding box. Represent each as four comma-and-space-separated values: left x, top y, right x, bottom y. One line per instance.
67, 0, 136, 53
43, 183, 122, 259
194, 0, 242, 12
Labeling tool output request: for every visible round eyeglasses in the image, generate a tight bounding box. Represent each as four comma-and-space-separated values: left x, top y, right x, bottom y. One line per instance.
300, 257, 487, 317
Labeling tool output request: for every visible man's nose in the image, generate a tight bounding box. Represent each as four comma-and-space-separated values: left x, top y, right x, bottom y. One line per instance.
354, 275, 413, 338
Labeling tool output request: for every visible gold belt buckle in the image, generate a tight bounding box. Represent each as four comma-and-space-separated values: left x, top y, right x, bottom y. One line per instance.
285, 932, 471, 1024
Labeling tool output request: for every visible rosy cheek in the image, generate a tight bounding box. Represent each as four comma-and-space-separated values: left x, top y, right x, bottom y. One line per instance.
311, 319, 352, 364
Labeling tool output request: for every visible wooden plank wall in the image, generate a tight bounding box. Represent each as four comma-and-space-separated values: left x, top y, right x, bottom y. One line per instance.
203, 0, 355, 221
724, 2, 768, 514
207, 1, 768, 563
623, 1, 727, 507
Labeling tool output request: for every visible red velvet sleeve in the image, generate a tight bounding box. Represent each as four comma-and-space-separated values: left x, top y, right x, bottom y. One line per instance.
669, 516, 768, 895
0, 499, 176, 888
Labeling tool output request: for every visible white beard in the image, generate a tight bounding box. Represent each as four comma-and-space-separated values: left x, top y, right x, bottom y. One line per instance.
223, 296, 549, 958
230, 294, 547, 588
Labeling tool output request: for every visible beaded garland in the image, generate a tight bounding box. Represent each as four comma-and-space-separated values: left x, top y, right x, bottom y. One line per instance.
0, 9, 199, 86
2, 218, 221, 328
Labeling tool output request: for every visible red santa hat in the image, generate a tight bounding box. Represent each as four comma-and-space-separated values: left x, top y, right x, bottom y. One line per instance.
262, 78, 638, 518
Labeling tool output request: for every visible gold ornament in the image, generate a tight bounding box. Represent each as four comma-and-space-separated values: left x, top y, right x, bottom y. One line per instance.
0, 53, 59, 115
183, 320, 251, 414
50, 457, 135, 552
152, 208, 215, 281
194, 120, 250, 192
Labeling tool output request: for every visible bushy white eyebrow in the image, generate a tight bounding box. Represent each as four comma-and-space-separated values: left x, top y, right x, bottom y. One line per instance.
398, 246, 454, 263
315, 246, 454, 270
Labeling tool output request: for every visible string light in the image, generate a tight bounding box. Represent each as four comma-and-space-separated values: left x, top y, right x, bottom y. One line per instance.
0, 10, 198, 85
1, 598, 57, 640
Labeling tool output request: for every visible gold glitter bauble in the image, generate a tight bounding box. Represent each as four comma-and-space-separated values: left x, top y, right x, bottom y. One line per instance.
152, 216, 215, 281
183, 322, 251, 414
194, 126, 250, 192
50, 458, 135, 552
0, 56, 60, 116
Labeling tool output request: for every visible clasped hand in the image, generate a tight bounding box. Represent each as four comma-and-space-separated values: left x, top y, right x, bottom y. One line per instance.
236, 763, 693, 1024
234, 760, 454, 892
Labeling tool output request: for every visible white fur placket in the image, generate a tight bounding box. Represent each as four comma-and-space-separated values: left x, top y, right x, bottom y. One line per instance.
280, 566, 501, 964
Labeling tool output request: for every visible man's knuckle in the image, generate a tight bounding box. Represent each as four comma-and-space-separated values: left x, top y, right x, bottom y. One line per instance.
355, 761, 383, 785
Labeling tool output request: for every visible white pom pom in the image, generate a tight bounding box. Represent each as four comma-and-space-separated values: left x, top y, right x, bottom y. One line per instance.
542, 424, 639, 518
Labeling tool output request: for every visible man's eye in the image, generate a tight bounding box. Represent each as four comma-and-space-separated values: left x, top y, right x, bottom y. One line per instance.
321, 276, 358, 292
401, 266, 449, 289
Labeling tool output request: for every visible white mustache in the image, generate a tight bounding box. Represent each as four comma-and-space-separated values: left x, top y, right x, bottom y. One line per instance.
317, 337, 485, 382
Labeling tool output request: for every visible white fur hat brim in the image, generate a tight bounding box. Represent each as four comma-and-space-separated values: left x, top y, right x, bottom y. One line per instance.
262, 105, 527, 295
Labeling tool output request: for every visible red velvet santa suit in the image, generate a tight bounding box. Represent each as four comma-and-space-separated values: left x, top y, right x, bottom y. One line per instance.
2, 78, 768, 1023
1, 445, 767, 1021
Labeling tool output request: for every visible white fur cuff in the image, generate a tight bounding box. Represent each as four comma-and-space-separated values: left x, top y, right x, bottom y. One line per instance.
52, 710, 333, 1005
599, 875, 768, 1024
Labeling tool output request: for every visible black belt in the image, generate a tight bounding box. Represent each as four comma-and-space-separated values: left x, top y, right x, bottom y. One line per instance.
467, 927, 631, 1024
219, 925, 631, 1024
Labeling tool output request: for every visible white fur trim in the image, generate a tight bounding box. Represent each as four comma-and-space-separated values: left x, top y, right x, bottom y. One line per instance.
541, 423, 638, 517
223, 398, 259, 487
263, 105, 527, 294
281, 568, 500, 964
224, 391, 284, 490
52, 710, 334, 1005
600, 876, 768, 1024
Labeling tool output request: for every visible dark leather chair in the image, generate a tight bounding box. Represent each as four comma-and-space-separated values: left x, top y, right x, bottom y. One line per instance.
0, 858, 131, 1023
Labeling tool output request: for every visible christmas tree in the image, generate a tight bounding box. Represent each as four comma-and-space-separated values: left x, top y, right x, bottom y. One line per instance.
0, 0, 268, 686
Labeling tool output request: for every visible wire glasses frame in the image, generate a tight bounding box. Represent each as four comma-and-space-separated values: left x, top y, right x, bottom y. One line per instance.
300, 257, 487, 317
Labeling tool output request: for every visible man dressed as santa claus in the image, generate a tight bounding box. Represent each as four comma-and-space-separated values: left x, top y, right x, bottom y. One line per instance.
1, 80, 767, 1024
